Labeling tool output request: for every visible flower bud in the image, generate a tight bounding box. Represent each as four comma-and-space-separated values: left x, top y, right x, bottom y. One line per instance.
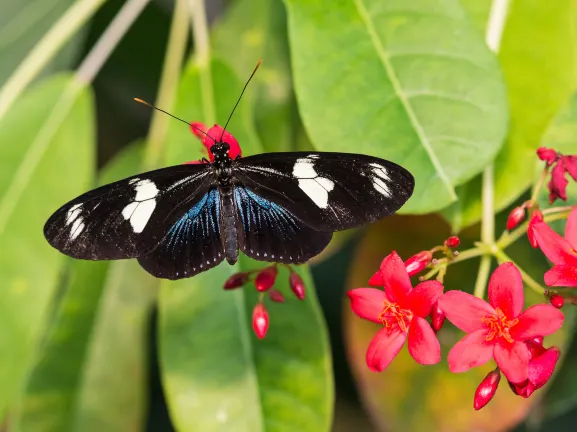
252, 303, 269, 339
506, 206, 526, 230
223, 272, 249, 290
289, 272, 305, 300
444, 236, 460, 248
269, 289, 285, 303
430, 301, 446, 331
405, 251, 433, 276
537, 147, 558, 165
255, 266, 278, 292
550, 294, 564, 309
474, 369, 501, 410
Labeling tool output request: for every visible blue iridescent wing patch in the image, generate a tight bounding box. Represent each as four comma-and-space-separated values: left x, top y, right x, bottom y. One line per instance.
138, 188, 224, 279
234, 186, 332, 264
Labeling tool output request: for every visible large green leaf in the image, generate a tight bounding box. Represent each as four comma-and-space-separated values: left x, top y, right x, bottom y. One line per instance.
12, 142, 145, 432
159, 59, 333, 431
0, 0, 83, 86
444, 0, 577, 230
212, 0, 295, 153
0, 74, 94, 419
284, 0, 508, 213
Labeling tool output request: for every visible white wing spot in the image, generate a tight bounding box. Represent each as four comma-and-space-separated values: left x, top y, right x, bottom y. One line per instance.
293, 159, 334, 208
129, 178, 140, 184
372, 167, 391, 182
308, 154, 320, 159
134, 179, 158, 201
121, 179, 159, 232
373, 177, 392, 197
69, 218, 85, 240
66, 203, 82, 225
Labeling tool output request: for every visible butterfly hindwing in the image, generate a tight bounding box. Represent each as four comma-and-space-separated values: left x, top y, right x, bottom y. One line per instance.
233, 152, 414, 232
137, 188, 225, 279
234, 186, 332, 264
43, 164, 214, 260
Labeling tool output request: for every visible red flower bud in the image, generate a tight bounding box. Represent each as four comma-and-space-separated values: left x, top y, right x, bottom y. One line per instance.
255, 266, 278, 292
507, 206, 526, 230
252, 303, 269, 339
223, 272, 249, 290
289, 272, 305, 300
444, 236, 460, 248
405, 251, 433, 276
537, 147, 558, 165
430, 301, 446, 331
531, 335, 544, 345
550, 294, 564, 309
527, 210, 544, 248
474, 369, 501, 410
269, 289, 285, 303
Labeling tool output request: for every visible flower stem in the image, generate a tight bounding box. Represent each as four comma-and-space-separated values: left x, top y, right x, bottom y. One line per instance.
493, 249, 546, 295
0, 0, 107, 121
530, 166, 549, 202
189, 0, 216, 124
143, 0, 190, 169
76, 0, 151, 85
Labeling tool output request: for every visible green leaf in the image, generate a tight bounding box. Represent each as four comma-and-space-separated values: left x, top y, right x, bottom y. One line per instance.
0, 0, 84, 86
212, 0, 295, 152
159, 59, 333, 431
12, 142, 145, 432
0, 74, 94, 419
444, 0, 577, 230
284, 0, 508, 213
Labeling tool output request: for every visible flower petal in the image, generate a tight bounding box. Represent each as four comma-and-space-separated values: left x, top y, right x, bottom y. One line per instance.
488, 262, 524, 318
528, 346, 560, 389
494, 340, 529, 383
438, 291, 495, 333
544, 265, 577, 287
380, 251, 412, 306
365, 327, 407, 372
447, 329, 494, 373
548, 159, 569, 203
406, 280, 444, 317
407, 316, 440, 365
368, 270, 384, 286
564, 206, 577, 249
347, 288, 387, 324
533, 221, 577, 266
510, 304, 564, 340
204, 124, 242, 159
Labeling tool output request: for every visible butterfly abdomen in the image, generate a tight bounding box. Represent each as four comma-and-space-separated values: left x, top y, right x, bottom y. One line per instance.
219, 186, 239, 265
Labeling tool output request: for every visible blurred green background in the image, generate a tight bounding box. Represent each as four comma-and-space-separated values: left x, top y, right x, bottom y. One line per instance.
1, 0, 577, 431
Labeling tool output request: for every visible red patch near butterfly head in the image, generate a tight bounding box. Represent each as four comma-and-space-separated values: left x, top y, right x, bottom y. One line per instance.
189, 122, 242, 162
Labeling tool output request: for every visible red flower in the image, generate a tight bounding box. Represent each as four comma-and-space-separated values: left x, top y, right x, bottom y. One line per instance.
509, 340, 560, 398
537, 147, 577, 203
189, 122, 242, 161
532, 207, 577, 287
348, 252, 444, 372
369, 251, 432, 283
438, 263, 564, 383
527, 210, 543, 248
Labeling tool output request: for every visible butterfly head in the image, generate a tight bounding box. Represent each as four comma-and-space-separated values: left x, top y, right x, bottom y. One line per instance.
210, 142, 231, 163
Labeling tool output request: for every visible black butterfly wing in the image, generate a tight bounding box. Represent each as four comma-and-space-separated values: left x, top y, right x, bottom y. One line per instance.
137, 188, 225, 279
43, 164, 215, 260
233, 152, 414, 232
234, 186, 332, 264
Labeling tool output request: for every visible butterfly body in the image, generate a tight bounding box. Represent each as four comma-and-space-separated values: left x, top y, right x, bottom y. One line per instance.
44, 140, 414, 280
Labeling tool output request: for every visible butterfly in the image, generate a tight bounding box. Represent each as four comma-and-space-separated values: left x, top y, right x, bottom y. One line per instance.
43, 61, 414, 280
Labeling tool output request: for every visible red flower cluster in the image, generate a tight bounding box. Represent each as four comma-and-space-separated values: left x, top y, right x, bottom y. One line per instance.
532, 207, 577, 287
224, 264, 307, 339
187, 121, 242, 163
439, 263, 563, 384
349, 252, 444, 371
537, 147, 577, 203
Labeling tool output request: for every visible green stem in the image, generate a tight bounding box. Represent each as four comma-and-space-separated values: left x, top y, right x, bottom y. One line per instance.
474, 256, 492, 299
530, 166, 549, 202
496, 211, 571, 250
189, 0, 216, 124
494, 250, 546, 295
0, 0, 107, 121
474, 164, 495, 298
143, 0, 190, 169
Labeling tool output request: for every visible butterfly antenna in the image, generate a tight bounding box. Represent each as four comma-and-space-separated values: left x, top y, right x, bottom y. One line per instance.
133, 98, 216, 142
219, 59, 263, 141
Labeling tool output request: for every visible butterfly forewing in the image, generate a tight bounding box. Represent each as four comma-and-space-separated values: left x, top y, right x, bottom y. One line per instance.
234, 186, 332, 264
43, 164, 214, 260
232, 152, 414, 232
